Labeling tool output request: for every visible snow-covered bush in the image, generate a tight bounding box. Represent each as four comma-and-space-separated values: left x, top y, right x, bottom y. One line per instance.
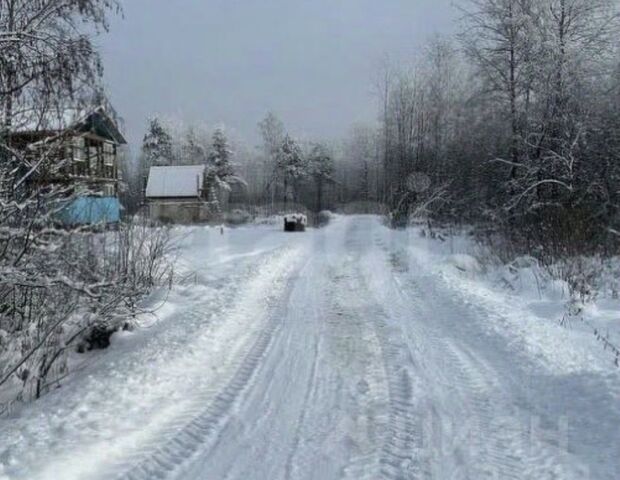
0, 0, 181, 411
224, 209, 252, 226
0, 218, 174, 409
446, 254, 483, 276
317, 210, 335, 227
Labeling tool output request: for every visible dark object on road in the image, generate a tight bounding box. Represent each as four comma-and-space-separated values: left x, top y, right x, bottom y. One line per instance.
284, 214, 307, 232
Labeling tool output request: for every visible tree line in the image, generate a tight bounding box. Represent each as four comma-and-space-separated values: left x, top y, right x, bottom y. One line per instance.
360, 0, 620, 259
135, 113, 338, 214
131, 0, 620, 261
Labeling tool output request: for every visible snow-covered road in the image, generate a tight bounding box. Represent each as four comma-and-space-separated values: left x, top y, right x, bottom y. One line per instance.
1, 216, 619, 480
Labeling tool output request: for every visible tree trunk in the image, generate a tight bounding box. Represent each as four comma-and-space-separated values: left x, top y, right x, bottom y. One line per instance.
1, 3, 16, 164
508, 0, 519, 174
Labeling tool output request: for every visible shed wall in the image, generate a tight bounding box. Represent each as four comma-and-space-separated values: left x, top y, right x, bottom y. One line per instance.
148, 201, 218, 224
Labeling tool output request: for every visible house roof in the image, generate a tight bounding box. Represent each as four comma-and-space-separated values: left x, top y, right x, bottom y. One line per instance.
12, 105, 127, 145
145, 165, 206, 198
79, 106, 127, 145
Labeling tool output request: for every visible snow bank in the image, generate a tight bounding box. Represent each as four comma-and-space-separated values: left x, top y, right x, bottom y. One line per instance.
253, 215, 284, 226
317, 210, 336, 227
445, 253, 482, 276
224, 209, 252, 225
401, 225, 620, 374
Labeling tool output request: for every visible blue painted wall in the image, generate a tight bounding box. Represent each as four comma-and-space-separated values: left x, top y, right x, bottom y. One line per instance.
58, 197, 121, 226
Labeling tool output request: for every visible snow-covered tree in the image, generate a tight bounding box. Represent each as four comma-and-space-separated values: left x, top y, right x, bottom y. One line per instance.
258, 112, 285, 161
343, 124, 382, 206
141, 117, 175, 169
0, 0, 175, 407
276, 135, 306, 206
460, 0, 537, 168
0, 0, 121, 142
208, 128, 234, 178
204, 128, 243, 213
258, 112, 286, 204
182, 126, 209, 165
368, 0, 620, 251
308, 143, 334, 212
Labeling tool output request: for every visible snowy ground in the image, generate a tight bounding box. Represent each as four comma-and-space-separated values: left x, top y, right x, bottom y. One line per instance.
0, 216, 618, 480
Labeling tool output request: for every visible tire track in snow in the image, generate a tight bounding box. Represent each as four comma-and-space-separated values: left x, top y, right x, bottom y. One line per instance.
419, 277, 581, 479
273, 218, 421, 480
282, 329, 323, 480
324, 261, 389, 480
184, 254, 321, 480
0, 245, 301, 480
336, 219, 424, 480
115, 246, 308, 480
374, 238, 583, 479
375, 325, 425, 480
255, 257, 327, 480
278, 247, 390, 480
439, 340, 524, 480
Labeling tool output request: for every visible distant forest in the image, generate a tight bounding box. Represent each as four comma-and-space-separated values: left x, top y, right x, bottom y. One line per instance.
134, 0, 620, 261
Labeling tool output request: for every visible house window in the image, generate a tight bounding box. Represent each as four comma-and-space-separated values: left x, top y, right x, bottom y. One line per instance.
88, 144, 99, 176
73, 136, 87, 176
73, 137, 85, 161
103, 142, 115, 167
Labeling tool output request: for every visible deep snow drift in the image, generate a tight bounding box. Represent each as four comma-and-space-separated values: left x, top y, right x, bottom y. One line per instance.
0, 216, 618, 480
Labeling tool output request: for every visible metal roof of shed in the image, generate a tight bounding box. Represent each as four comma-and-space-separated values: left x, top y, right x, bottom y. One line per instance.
145, 165, 206, 198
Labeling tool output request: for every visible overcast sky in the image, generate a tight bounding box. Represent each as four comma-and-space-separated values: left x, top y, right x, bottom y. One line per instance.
98, 0, 457, 151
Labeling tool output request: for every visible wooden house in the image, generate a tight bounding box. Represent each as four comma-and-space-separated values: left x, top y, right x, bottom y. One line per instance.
9, 106, 127, 225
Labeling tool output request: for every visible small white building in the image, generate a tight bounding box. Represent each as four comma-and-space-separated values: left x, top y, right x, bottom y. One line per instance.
145, 165, 248, 224
145, 165, 214, 224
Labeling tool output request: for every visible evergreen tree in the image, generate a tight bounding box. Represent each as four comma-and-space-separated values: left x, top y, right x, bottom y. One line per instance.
308, 143, 334, 212
182, 127, 208, 165
208, 128, 234, 179
205, 128, 242, 213
141, 117, 174, 169
276, 135, 306, 206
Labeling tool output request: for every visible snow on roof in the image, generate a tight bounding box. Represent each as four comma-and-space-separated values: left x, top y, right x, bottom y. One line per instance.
12, 106, 127, 144
145, 165, 206, 198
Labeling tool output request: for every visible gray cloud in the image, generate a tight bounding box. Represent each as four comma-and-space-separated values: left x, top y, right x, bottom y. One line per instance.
98, 0, 456, 151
